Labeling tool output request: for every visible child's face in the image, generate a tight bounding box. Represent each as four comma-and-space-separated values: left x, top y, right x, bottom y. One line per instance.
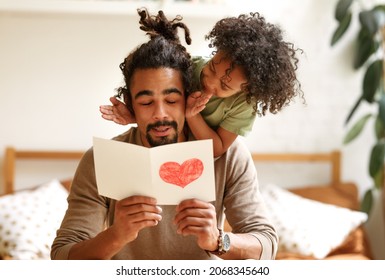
200, 51, 246, 98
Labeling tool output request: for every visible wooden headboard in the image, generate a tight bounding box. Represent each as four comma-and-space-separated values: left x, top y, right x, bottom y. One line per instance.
3, 146, 84, 195
2, 146, 341, 195
251, 150, 341, 186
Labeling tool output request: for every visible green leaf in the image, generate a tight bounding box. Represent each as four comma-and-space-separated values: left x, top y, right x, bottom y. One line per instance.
363, 60, 383, 102
331, 12, 352, 46
361, 188, 374, 215
335, 0, 354, 21
375, 116, 385, 140
345, 97, 362, 125
374, 165, 384, 188
354, 33, 379, 69
369, 140, 385, 178
373, 6, 385, 28
359, 10, 379, 36
343, 114, 372, 144
357, 27, 367, 41
374, 5, 385, 12
379, 92, 385, 125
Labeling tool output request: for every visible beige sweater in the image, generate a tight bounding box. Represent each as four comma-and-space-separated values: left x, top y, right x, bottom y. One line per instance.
51, 128, 278, 260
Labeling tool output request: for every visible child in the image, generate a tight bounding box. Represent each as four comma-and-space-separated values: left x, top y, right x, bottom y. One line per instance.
100, 11, 304, 157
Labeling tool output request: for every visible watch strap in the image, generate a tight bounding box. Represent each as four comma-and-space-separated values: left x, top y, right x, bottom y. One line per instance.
206, 228, 229, 256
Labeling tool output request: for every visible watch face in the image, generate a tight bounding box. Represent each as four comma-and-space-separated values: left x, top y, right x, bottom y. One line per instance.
223, 233, 231, 251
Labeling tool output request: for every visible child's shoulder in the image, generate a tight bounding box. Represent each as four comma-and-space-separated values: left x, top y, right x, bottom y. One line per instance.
192, 55, 210, 65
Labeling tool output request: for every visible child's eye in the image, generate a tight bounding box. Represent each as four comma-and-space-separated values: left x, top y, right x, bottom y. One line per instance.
167, 100, 177, 104
220, 82, 228, 91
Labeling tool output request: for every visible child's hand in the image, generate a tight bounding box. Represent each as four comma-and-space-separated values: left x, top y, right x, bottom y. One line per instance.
99, 96, 136, 125
185, 91, 212, 118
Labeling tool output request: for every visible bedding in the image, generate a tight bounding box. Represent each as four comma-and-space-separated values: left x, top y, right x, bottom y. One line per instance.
224, 182, 372, 260
261, 184, 369, 259
225, 151, 372, 260
1, 147, 372, 260
0, 179, 69, 259
0, 147, 83, 260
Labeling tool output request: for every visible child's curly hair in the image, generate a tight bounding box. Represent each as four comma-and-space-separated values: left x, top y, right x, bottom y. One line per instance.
206, 12, 304, 116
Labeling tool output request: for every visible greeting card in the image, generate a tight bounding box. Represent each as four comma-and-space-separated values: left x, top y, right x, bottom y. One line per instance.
93, 137, 215, 204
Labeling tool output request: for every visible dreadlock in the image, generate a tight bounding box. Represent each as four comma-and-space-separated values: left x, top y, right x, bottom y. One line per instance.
116, 8, 193, 114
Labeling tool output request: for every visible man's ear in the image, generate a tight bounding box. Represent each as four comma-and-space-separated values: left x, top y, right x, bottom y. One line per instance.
124, 92, 135, 117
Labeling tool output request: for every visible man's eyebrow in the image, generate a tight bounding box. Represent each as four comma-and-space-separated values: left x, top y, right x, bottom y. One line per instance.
134, 90, 153, 99
134, 88, 183, 99
164, 88, 183, 96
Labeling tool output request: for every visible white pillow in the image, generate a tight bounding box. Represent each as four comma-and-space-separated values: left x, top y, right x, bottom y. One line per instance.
260, 184, 368, 259
0, 179, 68, 259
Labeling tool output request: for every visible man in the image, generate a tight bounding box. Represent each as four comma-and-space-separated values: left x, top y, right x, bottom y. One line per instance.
51, 9, 278, 260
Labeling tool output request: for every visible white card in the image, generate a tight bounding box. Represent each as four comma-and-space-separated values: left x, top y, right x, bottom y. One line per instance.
93, 137, 215, 204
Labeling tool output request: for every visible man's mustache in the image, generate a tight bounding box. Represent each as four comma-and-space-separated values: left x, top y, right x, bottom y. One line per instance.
146, 121, 177, 132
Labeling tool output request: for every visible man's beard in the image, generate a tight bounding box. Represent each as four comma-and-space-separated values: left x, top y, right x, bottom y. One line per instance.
146, 121, 178, 147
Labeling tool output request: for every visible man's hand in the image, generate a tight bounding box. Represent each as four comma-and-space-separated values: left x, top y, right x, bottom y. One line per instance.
173, 199, 219, 251
110, 196, 162, 245
99, 96, 136, 125
67, 195, 162, 259
185, 91, 212, 119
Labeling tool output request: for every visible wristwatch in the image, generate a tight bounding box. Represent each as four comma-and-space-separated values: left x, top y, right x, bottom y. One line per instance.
208, 229, 231, 255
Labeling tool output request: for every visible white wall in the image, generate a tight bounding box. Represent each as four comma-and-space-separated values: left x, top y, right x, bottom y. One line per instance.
0, 2, 226, 190
0, 0, 368, 190
0, 0, 383, 257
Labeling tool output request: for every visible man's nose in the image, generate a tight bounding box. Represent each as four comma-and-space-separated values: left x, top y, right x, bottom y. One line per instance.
153, 102, 168, 120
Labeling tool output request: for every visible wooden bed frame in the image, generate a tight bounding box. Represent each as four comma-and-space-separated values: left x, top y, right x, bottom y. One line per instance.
251, 150, 341, 185
3, 146, 84, 195
3, 146, 341, 194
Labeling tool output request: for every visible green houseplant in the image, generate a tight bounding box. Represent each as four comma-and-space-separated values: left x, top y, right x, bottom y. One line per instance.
331, 0, 385, 214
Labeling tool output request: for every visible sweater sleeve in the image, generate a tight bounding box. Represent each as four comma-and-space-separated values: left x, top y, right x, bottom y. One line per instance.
50, 148, 110, 260
214, 139, 278, 259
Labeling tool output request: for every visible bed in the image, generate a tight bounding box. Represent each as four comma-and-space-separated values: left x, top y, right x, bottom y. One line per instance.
1, 147, 372, 260
230, 151, 372, 260
0, 147, 84, 260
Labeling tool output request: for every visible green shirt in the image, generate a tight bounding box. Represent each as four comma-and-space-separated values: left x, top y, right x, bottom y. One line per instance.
191, 56, 256, 136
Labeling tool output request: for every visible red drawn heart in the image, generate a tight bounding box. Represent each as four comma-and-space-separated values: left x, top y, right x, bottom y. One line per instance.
159, 158, 204, 188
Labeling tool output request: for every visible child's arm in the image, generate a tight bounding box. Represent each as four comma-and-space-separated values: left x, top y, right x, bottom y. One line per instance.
186, 91, 238, 157
99, 96, 136, 125
187, 114, 238, 157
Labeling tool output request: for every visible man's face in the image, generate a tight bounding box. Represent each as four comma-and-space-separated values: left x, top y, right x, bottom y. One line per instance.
130, 68, 186, 147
